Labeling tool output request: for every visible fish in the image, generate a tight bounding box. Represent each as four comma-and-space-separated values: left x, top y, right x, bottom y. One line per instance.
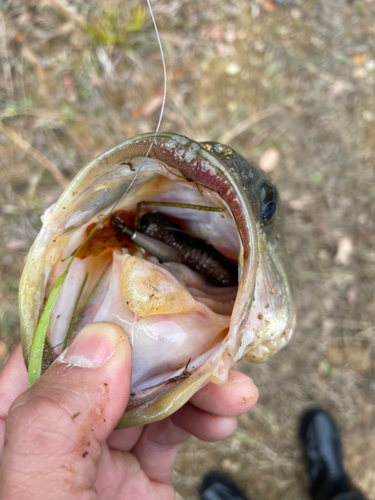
19, 132, 295, 428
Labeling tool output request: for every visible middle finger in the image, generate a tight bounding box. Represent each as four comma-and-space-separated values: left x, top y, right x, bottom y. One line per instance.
189, 369, 258, 416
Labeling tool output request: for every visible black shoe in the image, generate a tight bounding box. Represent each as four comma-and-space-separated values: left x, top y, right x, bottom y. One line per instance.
299, 408, 364, 500
199, 473, 248, 500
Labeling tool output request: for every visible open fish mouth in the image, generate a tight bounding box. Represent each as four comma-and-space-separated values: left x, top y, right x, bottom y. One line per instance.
19, 132, 295, 428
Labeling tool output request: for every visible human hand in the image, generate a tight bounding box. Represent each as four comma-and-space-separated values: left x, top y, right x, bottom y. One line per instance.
0, 322, 258, 499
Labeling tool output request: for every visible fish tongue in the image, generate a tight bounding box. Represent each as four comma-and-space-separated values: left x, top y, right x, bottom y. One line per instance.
121, 256, 196, 316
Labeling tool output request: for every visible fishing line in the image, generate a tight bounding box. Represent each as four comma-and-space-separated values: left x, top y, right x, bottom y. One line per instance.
99, 0, 167, 220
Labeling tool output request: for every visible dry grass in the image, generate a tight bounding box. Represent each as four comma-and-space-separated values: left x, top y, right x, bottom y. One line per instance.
1, 0, 375, 498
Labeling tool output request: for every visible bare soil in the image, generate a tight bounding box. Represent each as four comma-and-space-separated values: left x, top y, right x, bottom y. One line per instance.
0, 1, 374, 499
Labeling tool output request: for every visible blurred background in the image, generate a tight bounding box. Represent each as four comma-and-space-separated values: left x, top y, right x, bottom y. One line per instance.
0, 0, 375, 498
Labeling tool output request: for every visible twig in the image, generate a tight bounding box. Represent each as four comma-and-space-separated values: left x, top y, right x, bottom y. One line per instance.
217, 105, 280, 145
0, 109, 60, 121
43, 0, 85, 26
0, 123, 69, 187
0, 12, 14, 96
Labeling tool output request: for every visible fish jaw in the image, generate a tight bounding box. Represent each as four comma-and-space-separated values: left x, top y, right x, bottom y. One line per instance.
19, 132, 294, 428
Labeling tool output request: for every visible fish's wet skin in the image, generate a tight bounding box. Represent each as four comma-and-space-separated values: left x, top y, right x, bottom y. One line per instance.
19, 132, 295, 428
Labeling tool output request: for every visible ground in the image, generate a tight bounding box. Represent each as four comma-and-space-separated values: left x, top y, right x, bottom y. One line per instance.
0, 0, 375, 499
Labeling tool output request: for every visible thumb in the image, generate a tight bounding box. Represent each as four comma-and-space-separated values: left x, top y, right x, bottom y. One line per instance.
0, 322, 131, 500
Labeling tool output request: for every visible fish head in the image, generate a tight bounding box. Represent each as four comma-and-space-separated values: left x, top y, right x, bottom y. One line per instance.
200, 141, 295, 363
19, 132, 295, 428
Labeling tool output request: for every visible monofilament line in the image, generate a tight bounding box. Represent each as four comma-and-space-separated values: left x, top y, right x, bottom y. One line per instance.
99, 0, 167, 219
145, 0, 167, 140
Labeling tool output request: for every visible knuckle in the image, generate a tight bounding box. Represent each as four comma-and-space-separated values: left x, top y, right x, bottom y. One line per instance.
8, 390, 76, 446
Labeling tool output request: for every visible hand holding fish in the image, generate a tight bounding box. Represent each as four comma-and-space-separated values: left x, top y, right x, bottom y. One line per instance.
0, 322, 258, 499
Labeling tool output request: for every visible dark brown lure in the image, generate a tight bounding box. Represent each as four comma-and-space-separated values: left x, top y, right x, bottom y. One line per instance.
139, 212, 238, 287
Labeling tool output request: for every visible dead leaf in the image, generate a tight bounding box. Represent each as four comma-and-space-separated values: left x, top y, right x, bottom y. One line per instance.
264, 0, 275, 12
224, 30, 236, 44
131, 94, 164, 119
329, 80, 353, 96
259, 147, 280, 172
172, 66, 187, 80
347, 286, 357, 304
291, 9, 301, 19
208, 25, 224, 42
287, 196, 311, 211
353, 68, 367, 79
352, 54, 366, 67
63, 76, 74, 92
334, 236, 354, 265
327, 345, 373, 374
142, 95, 164, 116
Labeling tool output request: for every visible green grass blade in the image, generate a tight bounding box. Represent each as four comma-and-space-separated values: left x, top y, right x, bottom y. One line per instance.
76, 263, 110, 320
28, 224, 101, 385
63, 272, 88, 351
141, 201, 224, 211
28, 274, 65, 385
134, 200, 223, 229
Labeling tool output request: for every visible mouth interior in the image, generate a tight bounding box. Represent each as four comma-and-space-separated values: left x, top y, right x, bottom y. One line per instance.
44, 164, 240, 405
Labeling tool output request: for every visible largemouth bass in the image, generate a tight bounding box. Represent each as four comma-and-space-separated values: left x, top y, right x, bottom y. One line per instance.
19, 132, 295, 428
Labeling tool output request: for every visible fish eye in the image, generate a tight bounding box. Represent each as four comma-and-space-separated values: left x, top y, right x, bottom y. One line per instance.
260, 180, 277, 223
